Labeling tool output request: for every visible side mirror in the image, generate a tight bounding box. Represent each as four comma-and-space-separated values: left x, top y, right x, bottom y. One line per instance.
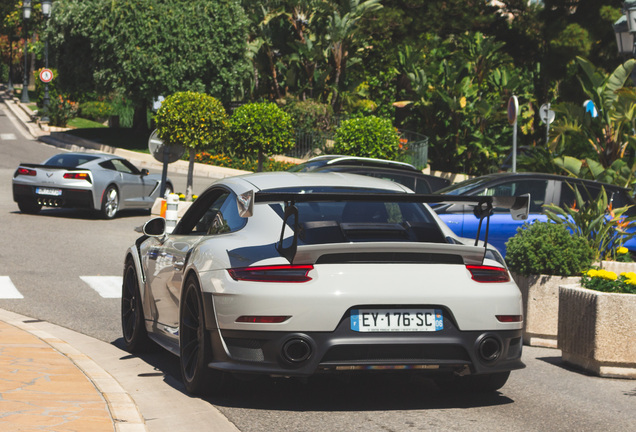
140, 168, 149, 177
143, 217, 166, 236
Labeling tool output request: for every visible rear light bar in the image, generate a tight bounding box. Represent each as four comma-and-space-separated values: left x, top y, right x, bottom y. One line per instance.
466, 265, 510, 283
236, 316, 290, 323
16, 167, 36, 176
63, 172, 92, 183
228, 265, 314, 283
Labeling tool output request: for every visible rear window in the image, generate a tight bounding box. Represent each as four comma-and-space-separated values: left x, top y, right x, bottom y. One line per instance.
44, 154, 99, 168
264, 187, 446, 245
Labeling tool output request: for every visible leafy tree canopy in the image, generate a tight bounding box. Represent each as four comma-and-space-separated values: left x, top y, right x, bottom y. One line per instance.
48, 0, 249, 123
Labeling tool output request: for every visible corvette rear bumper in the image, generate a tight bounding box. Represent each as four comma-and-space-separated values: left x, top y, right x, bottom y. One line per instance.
13, 183, 94, 209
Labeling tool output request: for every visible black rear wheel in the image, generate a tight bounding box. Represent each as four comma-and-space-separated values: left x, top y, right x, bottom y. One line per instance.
17, 200, 42, 214
180, 276, 225, 396
121, 258, 152, 352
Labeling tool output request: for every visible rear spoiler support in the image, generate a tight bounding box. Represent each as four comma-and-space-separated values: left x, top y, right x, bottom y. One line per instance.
238, 191, 529, 264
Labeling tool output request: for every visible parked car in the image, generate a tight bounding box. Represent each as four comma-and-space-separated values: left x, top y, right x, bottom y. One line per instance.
433, 172, 636, 257
122, 171, 527, 396
288, 155, 451, 192
12, 152, 173, 219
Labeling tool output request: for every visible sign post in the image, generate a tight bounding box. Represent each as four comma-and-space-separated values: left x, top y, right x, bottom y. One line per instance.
508, 96, 519, 173
539, 103, 555, 145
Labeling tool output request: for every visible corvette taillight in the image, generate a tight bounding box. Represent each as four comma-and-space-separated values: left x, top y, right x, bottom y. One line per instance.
228, 265, 314, 283
16, 167, 36, 176
466, 265, 510, 283
63, 172, 91, 183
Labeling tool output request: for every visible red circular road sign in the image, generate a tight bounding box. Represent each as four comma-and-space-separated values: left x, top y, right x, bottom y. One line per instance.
507, 95, 519, 125
39, 68, 53, 83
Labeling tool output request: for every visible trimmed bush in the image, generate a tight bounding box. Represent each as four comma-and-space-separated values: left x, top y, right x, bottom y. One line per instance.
333, 116, 400, 160
506, 221, 593, 276
229, 102, 295, 171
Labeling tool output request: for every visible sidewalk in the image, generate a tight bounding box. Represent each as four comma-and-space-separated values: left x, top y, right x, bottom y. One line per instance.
0, 309, 145, 432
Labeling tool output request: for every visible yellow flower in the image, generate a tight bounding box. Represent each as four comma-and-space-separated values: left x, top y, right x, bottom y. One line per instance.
617, 246, 628, 255
586, 269, 598, 278
459, 97, 467, 108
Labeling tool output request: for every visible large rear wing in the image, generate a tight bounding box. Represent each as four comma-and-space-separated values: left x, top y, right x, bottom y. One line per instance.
236, 191, 529, 263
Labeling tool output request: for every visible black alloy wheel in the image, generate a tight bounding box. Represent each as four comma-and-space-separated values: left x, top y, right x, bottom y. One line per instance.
179, 276, 224, 396
121, 258, 151, 352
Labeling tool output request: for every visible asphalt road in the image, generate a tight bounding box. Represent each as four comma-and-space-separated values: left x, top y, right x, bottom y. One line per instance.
1, 101, 635, 431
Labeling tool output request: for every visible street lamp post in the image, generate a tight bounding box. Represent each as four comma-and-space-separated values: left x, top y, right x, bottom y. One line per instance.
41, 0, 52, 123
8, 36, 14, 92
20, 0, 32, 104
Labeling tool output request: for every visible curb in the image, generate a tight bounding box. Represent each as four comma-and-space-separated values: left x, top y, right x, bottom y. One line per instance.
0, 308, 146, 432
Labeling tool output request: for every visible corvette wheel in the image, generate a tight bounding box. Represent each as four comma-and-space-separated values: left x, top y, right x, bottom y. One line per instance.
180, 277, 224, 396
101, 185, 119, 219
121, 258, 151, 352
17, 200, 42, 214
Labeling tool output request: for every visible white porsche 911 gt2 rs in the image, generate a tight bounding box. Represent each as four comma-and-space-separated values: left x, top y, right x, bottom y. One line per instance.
121, 171, 528, 396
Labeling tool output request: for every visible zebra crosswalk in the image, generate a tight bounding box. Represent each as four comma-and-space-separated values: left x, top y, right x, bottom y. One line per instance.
0, 276, 123, 299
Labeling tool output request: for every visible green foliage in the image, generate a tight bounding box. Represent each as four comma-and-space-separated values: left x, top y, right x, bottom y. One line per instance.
282, 99, 334, 132
44, 95, 79, 127
581, 269, 636, 294
505, 222, 593, 276
333, 115, 400, 160
543, 184, 636, 261
229, 102, 295, 169
48, 0, 249, 128
155, 91, 228, 150
398, 32, 535, 175
78, 101, 113, 123
550, 57, 636, 172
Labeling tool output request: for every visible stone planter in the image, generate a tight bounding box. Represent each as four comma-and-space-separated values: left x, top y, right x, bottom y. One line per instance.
511, 273, 581, 348
558, 285, 636, 379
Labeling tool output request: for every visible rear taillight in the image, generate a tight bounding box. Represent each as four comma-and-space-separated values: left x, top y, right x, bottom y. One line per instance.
228, 265, 314, 283
466, 265, 510, 283
16, 167, 36, 176
63, 172, 91, 183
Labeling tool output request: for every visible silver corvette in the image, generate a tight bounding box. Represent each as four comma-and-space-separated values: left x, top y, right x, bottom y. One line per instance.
12, 152, 173, 218
122, 172, 528, 396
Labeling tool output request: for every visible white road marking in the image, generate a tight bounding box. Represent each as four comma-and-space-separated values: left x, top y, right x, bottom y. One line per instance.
0, 276, 24, 299
1, 133, 17, 140
80, 276, 123, 298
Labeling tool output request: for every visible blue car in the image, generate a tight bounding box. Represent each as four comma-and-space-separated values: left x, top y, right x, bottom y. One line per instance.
433, 173, 636, 257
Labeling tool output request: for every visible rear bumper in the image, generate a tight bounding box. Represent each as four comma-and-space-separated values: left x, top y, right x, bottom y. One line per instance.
13, 183, 94, 209
203, 294, 524, 377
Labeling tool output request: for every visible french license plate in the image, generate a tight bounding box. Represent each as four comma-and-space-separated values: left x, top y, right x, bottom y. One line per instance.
35, 187, 62, 196
351, 309, 443, 332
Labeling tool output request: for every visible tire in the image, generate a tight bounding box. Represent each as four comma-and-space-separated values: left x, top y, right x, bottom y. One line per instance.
439, 371, 510, 393
179, 276, 225, 396
101, 185, 119, 219
18, 200, 42, 214
121, 258, 152, 352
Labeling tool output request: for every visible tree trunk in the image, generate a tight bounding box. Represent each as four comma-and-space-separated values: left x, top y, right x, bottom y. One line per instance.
186, 151, 195, 201
132, 105, 149, 133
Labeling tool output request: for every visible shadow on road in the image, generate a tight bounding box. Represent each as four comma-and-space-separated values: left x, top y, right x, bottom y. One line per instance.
10, 208, 151, 220
112, 338, 514, 412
